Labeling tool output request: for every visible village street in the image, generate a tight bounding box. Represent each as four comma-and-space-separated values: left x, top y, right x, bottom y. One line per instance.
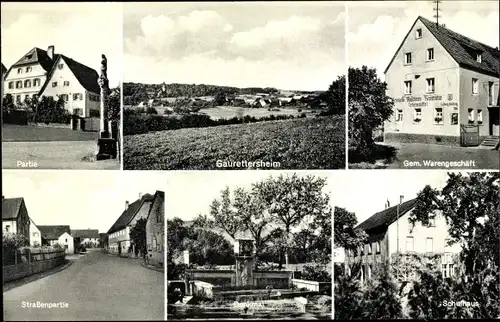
3, 249, 164, 321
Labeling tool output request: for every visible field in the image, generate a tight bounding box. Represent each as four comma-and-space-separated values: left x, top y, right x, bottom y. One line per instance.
199, 106, 314, 120
124, 116, 344, 170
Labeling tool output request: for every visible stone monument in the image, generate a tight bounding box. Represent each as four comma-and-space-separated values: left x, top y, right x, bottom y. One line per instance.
96, 54, 117, 160
234, 237, 255, 287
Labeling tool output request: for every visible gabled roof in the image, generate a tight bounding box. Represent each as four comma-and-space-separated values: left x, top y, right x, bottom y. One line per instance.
2, 197, 24, 220
1, 63, 7, 75
39, 54, 100, 95
147, 190, 165, 222
71, 229, 100, 239
356, 198, 418, 232
11, 47, 54, 71
38, 225, 71, 240
385, 16, 500, 77
107, 193, 154, 234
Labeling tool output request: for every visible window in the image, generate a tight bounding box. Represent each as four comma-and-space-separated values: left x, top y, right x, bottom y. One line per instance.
25, 66, 32, 72
34, 78, 41, 86
426, 237, 434, 252
25, 54, 33, 60
427, 48, 435, 61
429, 216, 436, 227
5, 225, 10, 232
24, 94, 29, 101
17, 68, 22, 74
60, 94, 68, 101
406, 236, 414, 252
478, 109, 483, 124
414, 108, 422, 123
472, 78, 478, 94
376, 241, 381, 254
451, 113, 458, 125
476, 53, 482, 63
488, 82, 494, 105
73, 108, 83, 116
468, 109, 475, 124
52, 82, 58, 88
16, 81, 22, 89
368, 243, 373, 254
65, 245, 68, 249
16, 95, 21, 102
426, 78, 435, 93
404, 80, 412, 94
404, 52, 412, 65
416, 28, 422, 39
58, 64, 64, 69
8, 82, 13, 89
65, 238, 68, 242
24, 80, 31, 88
64, 81, 70, 86
73, 93, 82, 101
396, 109, 403, 122
434, 108, 443, 124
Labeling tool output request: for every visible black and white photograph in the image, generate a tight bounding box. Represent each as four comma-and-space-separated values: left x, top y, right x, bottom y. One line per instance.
1, 3, 122, 170
122, 1, 346, 170
2, 171, 165, 320
166, 171, 333, 320
347, 1, 500, 169
334, 170, 499, 319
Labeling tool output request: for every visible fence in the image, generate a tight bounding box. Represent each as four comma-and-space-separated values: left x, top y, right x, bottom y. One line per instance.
460, 124, 480, 146
3, 249, 66, 283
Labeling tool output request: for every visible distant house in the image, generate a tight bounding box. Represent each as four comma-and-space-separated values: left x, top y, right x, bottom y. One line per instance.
2, 196, 30, 239
71, 229, 100, 248
30, 218, 42, 247
107, 193, 155, 257
99, 233, 108, 249
278, 97, 295, 106
38, 225, 74, 254
146, 190, 165, 267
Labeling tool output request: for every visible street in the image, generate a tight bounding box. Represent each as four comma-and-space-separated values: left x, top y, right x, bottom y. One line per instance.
3, 249, 164, 321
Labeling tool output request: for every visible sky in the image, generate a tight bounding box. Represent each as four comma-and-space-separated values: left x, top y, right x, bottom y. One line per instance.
123, 2, 345, 91
1, 2, 122, 88
348, 0, 500, 79
2, 171, 167, 234
331, 170, 471, 225
165, 170, 335, 222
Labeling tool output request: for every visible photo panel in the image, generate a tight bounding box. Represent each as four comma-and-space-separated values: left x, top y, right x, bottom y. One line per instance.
1, 2, 123, 170
2, 170, 166, 321
166, 170, 334, 320
333, 170, 499, 319
123, 1, 346, 170
347, 1, 499, 170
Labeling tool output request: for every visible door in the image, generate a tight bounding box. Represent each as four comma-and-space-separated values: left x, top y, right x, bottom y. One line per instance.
489, 107, 499, 136
118, 241, 122, 255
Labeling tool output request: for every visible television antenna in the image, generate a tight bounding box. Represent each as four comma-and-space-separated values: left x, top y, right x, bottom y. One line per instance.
432, 0, 442, 26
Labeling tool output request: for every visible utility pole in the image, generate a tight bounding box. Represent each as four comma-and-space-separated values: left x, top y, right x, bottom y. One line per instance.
432, 0, 442, 26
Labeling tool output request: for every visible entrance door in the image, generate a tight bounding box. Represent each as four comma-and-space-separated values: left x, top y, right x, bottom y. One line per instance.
489, 107, 499, 136
118, 242, 122, 255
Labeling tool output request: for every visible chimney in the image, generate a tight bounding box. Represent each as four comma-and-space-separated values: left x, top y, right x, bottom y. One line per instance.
138, 192, 143, 200
125, 201, 129, 210
47, 45, 54, 60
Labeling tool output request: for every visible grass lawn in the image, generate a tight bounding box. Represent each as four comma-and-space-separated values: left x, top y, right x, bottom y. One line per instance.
124, 116, 345, 170
349, 142, 499, 170
2, 124, 98, 142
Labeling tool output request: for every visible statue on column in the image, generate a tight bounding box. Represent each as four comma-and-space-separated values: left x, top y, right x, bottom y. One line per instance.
101, 54, 108, 79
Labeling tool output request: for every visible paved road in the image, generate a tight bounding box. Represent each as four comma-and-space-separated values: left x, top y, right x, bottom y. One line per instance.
2, 141, 119, 169
3, 249, 164, 321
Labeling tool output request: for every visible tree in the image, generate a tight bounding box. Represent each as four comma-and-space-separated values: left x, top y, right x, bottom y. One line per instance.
320, 75, 345, 115
214, 92, 226, 106
107, 87, 121, 122
130, 218, 147, 261
334, 207, 367, 250
348, 66, 394, 159
3, 93, 15, 111
409, 172, 499, 276
363, 265, 404, 319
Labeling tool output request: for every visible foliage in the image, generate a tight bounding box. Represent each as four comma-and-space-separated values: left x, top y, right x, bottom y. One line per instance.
124, 116, 345, 170
390, 252, 447, 284
301, 264, 331, 282
334, 272, 366, 319
334, 207, 367, 250
30, 96, 71, 124
348, 66, 394, 162
410, 172, 499, 275
130, 218, 147, 259
363, 265, 404, 319
107, 87, 121, 122
146, 107, 158, 115
319, 74, 345, 115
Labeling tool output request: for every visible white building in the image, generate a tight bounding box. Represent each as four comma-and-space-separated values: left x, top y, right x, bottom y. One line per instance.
3, 45, 100, 117
30, 218, 42, 247
38, 225, 74, 254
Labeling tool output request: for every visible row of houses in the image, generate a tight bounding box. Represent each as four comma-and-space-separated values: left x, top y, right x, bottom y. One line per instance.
2, 45, 101, 118
2, 196, 100, 255
106, 190, 165, 267
335, 197, 461, 282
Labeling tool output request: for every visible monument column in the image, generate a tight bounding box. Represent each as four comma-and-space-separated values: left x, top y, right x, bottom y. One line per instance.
98, 54, 109, 138
234, 237, 255, 287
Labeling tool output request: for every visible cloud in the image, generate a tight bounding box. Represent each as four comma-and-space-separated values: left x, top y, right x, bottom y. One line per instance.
1, 4, 122, 87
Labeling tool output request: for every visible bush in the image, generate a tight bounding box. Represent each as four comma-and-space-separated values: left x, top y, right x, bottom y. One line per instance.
146, 107, 158, 115
302, 264, 331, 282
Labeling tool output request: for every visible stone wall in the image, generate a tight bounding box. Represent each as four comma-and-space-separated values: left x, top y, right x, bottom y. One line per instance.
186, 269, 235, 286
3, 251, 66, 283
254, 270, 293, 288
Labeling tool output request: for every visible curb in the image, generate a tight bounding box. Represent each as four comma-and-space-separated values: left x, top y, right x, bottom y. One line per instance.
141, 261, 165, 273
3, 260, 73, 292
